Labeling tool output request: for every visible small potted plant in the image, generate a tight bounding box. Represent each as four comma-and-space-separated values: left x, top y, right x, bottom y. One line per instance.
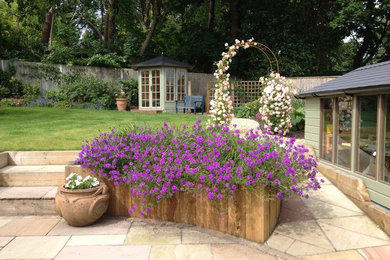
115, 89, 128, 111
55, 173, 109, 227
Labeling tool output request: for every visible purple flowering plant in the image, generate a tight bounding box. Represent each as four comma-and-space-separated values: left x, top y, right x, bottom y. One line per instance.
76, 119, 322, 217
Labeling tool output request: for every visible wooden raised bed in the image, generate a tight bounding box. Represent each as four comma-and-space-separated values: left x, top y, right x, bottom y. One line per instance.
65, 165, 280, 242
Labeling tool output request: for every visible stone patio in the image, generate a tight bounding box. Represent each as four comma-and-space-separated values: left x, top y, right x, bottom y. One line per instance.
0, 172, 389, 259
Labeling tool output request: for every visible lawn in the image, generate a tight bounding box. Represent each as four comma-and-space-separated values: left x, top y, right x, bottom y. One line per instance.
0, 107, 204, 151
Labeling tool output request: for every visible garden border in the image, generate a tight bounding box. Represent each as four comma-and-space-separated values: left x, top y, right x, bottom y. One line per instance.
65, 164, 281, 243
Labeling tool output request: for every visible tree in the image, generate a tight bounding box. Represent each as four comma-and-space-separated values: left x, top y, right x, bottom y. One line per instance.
331, 0, 390, 68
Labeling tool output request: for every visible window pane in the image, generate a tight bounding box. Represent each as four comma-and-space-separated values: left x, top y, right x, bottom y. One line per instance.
141, 71, 149, 108
177, 71, 185, 101
384, 95, 390, 183
321, 98, 333, 161
166, 69, 175, 101
358, 96, 377, 177
337, 96, 353, 168
151, 70, 160, 107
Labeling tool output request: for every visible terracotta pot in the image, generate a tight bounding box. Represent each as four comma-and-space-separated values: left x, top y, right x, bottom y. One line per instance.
55, 184, 109, 227
116, 98, 128, 111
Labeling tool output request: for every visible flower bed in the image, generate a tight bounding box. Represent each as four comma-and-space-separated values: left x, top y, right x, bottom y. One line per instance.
74, 119, 321, 242
66, 163, 279, 242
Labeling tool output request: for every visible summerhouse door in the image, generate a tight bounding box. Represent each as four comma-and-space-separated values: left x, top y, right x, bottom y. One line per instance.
141, 69, 161, 109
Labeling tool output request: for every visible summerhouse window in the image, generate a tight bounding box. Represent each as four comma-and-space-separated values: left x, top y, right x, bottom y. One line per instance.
177, 70, 185, 101
321, 98, 333, 162
141, 71, 150, 107
336, 96, 353, 169
383, 95, 390, 183
151, 70, 161, 107
357, 96, 378, 178
166, 69, 175, 101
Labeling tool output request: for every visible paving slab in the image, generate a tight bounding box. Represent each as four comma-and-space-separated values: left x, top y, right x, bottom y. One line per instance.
304, 250, 365, 260
0, 218, 13, 229
273, 220, 334, 250
48, 216, 131, 236
286, 240, 334, 256
278, 196, 314, 223
0, 186, 55, 199
318, 222, 390, 251
212, 243, 277, 260
150, 244, 212, 260
0, 237, 13, 247
55, 245, 151, 260
266, 233, 295, 252
308, 185, 363, 212
318, 216, 390, 241
125, 226, 181, 245
302, 198, 363, 219
66, 234, 126, 246
43, 186, 58, 199
360, 245, 390, 260
182, 228, 236, 244
0, 236, 69, 259
0, 216, 60, 236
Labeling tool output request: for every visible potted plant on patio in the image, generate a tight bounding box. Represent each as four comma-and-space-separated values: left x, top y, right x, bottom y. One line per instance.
55, 173, 109, 227
115, 89, 128, 111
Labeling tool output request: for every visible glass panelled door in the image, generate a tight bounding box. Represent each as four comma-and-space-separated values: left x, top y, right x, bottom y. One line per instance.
151, 70, 161, 107
141, 69, 161, 108
141, 71, 149, 107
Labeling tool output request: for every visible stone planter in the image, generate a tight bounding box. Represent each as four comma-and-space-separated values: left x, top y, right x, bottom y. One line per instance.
55, 184, 110, 227
66, 165, 280, 242
116, 98, 128, 111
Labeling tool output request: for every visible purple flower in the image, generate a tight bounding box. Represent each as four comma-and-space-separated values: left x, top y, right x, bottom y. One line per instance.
267, 172, 273, 179
274, 179, 280, 185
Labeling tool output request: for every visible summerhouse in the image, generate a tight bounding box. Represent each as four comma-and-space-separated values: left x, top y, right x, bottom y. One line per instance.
132, 55, 193, 112
299, 61, 390, 208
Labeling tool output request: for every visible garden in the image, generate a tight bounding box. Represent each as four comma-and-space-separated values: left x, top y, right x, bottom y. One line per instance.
50, 39, 322, 243
0, 39, 321, 243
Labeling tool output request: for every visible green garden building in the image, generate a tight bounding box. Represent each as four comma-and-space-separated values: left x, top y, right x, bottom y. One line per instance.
132, 55, 193, 112
299, 61, 390, 208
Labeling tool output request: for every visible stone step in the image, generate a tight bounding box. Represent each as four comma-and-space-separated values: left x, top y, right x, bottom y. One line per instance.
0, 186, 57, 215
0, 165, 66, 186
4, 151, 79, 166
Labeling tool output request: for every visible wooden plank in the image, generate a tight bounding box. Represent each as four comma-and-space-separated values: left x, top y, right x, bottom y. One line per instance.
268, 197, 280, 234
245, 189, 267, 242
227, 188, 246, 238
177, 191, 197, 225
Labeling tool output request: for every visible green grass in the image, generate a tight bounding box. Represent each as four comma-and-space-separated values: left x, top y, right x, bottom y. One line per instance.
0, 107, 204, 151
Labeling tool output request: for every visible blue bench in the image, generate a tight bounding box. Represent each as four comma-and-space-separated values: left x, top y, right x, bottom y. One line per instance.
176, 95, 204, 115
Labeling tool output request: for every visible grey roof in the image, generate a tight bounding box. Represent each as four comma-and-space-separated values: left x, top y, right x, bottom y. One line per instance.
131, 55, 193, 70
300, 61, 390, 97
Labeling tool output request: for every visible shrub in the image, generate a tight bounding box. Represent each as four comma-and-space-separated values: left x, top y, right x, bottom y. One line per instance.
54, 100, 72, 109
86, 53, 124, 68
0, 65, 24, 99
45, 90, 66, 102
0, 98, 14, 107
233, 100, 262, 119
0, 66, 16, 99
119, 79, 138, 106
22, 83, 40, 104
76, 119, 322, 217
59, 73, 116, 109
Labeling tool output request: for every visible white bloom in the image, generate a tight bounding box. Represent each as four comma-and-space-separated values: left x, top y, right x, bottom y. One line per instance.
66, 173, 76, 181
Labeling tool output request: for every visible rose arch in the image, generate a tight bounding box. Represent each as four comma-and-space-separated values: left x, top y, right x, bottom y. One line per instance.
208, 38, 280, 127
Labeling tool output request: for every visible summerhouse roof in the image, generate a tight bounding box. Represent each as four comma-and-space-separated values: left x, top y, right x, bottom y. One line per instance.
131, 55, 193, 70
299, 60, 390, 97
